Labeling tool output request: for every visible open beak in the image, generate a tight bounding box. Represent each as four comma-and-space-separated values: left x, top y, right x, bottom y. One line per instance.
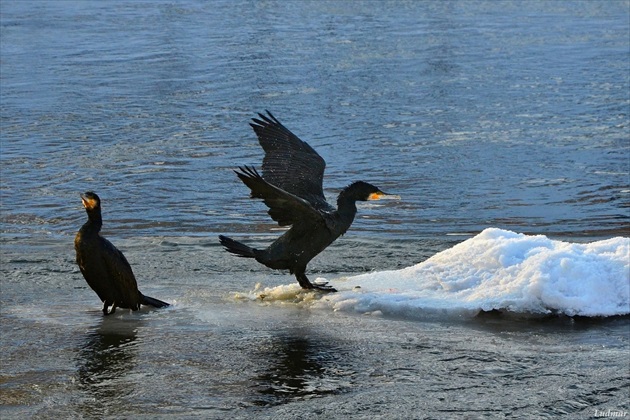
368, 191, 401, 201
80, 193, 96, 210
80, 193, 88, 208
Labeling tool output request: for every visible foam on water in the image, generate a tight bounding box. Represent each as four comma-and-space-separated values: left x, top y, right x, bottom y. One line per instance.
237, 229, 630, 318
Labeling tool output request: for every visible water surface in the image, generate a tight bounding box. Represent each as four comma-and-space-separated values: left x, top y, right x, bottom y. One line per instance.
1, 1, 628, 418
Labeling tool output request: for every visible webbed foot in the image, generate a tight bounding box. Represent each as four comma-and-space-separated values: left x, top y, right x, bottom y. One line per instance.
296, 273, 337, 293
102, 302, 116, 315
311, 283, 337, 293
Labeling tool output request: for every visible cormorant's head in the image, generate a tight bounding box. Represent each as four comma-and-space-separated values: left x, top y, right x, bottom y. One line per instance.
343, 181, 399, 202
80, 191, 101, 211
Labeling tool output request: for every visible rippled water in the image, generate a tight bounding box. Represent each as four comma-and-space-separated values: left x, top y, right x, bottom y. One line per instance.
1, 1, 629, 418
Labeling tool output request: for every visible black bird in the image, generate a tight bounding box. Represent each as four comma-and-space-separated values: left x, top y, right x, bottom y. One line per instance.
219, 111, 398, 292
75, 191, 169, 315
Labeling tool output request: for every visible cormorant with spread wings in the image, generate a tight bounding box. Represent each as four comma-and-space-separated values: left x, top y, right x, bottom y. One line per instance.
219, 111, 398, 292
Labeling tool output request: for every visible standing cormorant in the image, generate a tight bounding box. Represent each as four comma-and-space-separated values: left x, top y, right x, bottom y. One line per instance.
75, 191, 169, 314
219, 111, 398, 292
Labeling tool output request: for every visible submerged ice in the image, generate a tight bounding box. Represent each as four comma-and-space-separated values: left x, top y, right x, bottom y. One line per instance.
246, 229, 629, 318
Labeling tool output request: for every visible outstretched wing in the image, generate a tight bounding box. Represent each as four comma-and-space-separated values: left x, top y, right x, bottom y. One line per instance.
250, 111, 333, 212
235, 166, 325, 228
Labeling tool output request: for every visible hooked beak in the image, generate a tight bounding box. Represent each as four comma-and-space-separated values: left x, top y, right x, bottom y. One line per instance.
80, 193, 88, 208
80, 193, 97, 210
368, 191, 401, 201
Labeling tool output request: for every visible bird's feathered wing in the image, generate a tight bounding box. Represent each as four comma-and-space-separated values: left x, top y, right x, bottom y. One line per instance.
100, 237, 141, 308
235, 166, 325, 228
249, 111, 334, 213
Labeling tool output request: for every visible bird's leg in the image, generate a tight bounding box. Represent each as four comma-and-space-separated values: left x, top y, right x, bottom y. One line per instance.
295, 271, 311, 288
296, 272, 337, 293
102, 301, 117, 315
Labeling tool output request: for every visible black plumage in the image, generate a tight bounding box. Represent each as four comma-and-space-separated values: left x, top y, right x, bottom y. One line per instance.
74, 191, 169, 314
219, 111, 397, 292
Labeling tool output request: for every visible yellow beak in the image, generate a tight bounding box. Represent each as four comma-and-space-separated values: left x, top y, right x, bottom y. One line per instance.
368, 191, 401, 201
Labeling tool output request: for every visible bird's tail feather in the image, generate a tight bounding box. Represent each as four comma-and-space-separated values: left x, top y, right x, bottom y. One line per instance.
140, 293, 170, 308
219, 235, 256, 258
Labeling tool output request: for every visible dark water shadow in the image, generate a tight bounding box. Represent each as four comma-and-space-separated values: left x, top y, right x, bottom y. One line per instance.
248, 328, 354, 407
75, 317, 143, 416
470, 310, 630, 342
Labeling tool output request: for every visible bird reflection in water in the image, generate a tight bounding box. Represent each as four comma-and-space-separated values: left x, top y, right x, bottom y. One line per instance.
251, 332, 353, 407
75, 318, 141, 416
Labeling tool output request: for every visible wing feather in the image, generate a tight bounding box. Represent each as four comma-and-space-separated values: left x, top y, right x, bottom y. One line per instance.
235, 166, 325, 227
100, 238, 141, 308
249, 111, 333, 212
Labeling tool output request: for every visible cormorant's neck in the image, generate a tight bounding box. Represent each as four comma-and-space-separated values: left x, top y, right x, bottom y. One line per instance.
82, 209, 103, 233
336, 189, 359, 219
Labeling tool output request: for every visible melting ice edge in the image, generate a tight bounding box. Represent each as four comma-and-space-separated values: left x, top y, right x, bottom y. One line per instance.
242, 228, 630, 318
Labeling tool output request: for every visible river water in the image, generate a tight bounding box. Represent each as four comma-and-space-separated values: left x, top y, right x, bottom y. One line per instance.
1, 1, 629, 418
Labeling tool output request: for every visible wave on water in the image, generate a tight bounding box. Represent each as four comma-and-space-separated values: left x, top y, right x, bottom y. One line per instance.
235, 228, 630, 318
